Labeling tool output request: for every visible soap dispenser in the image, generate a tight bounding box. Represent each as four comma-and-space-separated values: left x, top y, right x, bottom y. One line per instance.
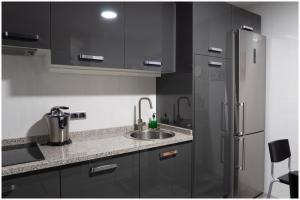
148, 113, 157, 129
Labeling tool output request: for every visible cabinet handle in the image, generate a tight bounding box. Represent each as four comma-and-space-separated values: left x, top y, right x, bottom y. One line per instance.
143, 60, 162, 67
90, 164, 118, 174
241, 25, 254, 31
2, 185, 15, 196
159, 149, 178, 160
78, 54, 104, 62
208, 47, 223, 53
208, 61, 223, 67
2, 31, 39, 41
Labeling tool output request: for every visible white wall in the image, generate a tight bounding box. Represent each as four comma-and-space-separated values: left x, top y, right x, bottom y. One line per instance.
246, 2, 298, 198
2, 54, 156, 139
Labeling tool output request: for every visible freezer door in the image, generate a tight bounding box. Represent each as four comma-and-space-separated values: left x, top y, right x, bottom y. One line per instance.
234, 131, 265, 198
236, 30, 266, 135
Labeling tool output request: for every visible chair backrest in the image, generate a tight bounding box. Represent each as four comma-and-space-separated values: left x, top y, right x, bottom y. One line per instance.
268, 139, 291, 162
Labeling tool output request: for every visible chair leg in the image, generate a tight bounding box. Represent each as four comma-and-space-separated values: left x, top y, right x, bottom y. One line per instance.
267, 180, 278, 198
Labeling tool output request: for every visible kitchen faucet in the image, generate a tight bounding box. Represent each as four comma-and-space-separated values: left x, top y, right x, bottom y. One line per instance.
176, 96, 191, 122
136, 97, 153, 131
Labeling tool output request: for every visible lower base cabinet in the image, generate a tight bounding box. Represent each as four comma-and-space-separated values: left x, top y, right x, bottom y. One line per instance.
60, 152, 139, 198
140, 142, 192, 198
2, 170, 60, 198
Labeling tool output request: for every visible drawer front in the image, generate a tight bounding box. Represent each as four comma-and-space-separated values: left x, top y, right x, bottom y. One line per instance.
140, 142, 192, 198
51, 2, 124, 68
193, 2, 231, 58
125, 2, 163, 71
61, 153, 139, 198
2, 2, 50, 49
2, 170, 60, 198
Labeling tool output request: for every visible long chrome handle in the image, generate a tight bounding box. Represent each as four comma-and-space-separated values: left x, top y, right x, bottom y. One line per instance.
220, 134, 225, 163
3, 31, 39, 41
90, 164, 118, 174
143, 60, 162, 67
160, 149, 178, 160
208, 47, 223, 53
2, 185, 15, 196
208, 61, 223, 67
79, 54, 104, 61
242, 137, 246, 170
221, 102, 227, 131
241, 25, 254, 31
237, 102, 245, 136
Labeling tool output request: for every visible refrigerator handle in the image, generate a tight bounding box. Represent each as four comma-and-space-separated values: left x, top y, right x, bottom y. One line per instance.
238, 102, 245, 136
221, 102, 227, 131
242, 137, 246, 170
237, 137, 246, 170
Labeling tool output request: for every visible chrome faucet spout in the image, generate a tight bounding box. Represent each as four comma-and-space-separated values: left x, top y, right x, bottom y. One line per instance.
136, 97, 153, 131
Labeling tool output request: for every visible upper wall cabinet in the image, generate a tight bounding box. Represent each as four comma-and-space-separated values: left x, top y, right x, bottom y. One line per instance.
2, 2, 50, 49
51, 2, 124, 68
193, 2, 231, 58
232, 6, 261, 33
125, 3, 164, 72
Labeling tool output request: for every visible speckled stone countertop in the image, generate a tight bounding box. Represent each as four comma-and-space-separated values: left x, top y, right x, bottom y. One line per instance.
2, 124, 192, 177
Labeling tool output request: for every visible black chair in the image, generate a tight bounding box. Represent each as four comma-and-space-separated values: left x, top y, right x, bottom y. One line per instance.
267, 139, 291, 198
289, 171, 298, 198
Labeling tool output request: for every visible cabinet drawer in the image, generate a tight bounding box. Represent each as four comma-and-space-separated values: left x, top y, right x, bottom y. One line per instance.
193, 2, 231, 58
51, 2, 124, 68
2, 2, 50, 49
61, 153, 139, 198
2, 170, 60, 198
140, 142, 192, 198
232, 6, 261, 33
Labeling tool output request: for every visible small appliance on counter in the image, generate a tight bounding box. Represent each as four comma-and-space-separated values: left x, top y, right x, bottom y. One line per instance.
45, 106, 72, 146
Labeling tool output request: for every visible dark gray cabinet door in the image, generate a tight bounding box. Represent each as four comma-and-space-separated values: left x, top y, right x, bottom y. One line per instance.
60, 153, 139, 198
193, 55, 231, 197
140, 142, 192, 198
193, 2, 231, 58
232, 6, 261, 33
2, 2, 50, 49
125, 2, 163, 71
51, 2, 124, 68
2, 170, 60, 198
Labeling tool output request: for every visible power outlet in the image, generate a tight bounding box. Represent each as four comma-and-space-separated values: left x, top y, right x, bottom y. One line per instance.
70, 112, 86, 120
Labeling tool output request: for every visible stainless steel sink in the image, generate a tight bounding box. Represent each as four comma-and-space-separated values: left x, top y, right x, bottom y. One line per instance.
126, 129, 175, 140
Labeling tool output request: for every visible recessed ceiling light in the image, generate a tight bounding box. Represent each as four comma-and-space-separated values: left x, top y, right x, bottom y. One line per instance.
101, 11, 117, 20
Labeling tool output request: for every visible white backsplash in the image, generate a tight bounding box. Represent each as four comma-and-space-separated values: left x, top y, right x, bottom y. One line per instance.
2, 54, 156, 139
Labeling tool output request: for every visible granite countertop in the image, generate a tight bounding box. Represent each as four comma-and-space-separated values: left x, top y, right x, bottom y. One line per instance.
2, 124, 193, 177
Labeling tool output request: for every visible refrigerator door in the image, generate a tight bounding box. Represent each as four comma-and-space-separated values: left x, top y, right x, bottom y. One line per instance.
235, 30, 266, 136
193, 55, 232, 197
234, 131, 265, 198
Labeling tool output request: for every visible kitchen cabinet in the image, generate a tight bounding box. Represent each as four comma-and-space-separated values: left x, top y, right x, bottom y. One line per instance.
2, 2, 50, 49
2, 169, 60, 198
193, 2, 231, 58
193, 54, 231, 197
232, 6, 261, 33
60, 152, 139, 198
140, 142, 192, 198
125, 2, 164, 72
51, 2, 124, 68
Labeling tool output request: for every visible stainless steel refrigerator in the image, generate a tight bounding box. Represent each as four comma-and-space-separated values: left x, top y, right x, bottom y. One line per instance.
192, 28, 266, 198
232, 29, 266, 198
